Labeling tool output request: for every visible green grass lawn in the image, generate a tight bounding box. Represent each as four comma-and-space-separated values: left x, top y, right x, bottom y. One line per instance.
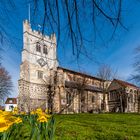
54, 113, 140, 140
10, 113, 140, 140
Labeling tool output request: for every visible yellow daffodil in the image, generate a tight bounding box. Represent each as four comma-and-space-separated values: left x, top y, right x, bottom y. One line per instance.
0, 122, 10, 132
0, 116, 13, 132
14, 117, 22, 124
1, 111, 12, 117
12, 111, 18, 115
37, 115, 48, 123
35, 108, 43, 115
12, 107, 19, 115
13, 107, 18, 111
30, 111, 36, 115
45, 109, 51, 114
0, 116, 6, 123
20, 111, 26, 115
45, 109, 49, 114
0, 110, 23, 133
46, 114, 51, 119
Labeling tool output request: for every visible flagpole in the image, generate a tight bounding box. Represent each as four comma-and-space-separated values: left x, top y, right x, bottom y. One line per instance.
28, 4, 30, 23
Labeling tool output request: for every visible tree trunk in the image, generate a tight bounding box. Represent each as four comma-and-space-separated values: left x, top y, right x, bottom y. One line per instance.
120, 94, 123, 113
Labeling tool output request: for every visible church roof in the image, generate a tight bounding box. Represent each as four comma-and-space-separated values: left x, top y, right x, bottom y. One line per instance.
65, 81, 102, 92
58, 67, 104, 81
114, 79, 138, 88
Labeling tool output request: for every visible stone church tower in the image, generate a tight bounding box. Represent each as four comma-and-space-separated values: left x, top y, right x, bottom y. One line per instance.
18, 20, 58, 112
18, 20, 110, 114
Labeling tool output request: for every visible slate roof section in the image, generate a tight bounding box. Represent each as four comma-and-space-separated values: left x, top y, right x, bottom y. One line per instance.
5, 98, 17, 104
65, 81, 102, 92
58, 66, 104, 81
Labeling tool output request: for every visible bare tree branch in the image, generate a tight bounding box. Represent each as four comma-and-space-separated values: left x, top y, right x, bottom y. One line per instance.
0, 66, 13, 102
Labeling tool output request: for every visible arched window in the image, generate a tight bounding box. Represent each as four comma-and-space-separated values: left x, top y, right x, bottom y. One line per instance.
43, 45, 48, 54
92, 96, 95, 103
135, 94, 137, 102
66, 92, 72, 105
134, 90, 137, 94
73, 75, 76, 81
37, 70, 43, 79
129, 94, 133, 103
36, 42, 41, 52
67, 74, 72, 81
130, 89, 133, 93
106, 83, 108, 88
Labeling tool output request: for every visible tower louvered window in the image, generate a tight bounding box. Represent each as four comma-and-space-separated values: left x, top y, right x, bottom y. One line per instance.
36, 42, 41, 52
43, 45, 48, 54
37, 71, 43, 79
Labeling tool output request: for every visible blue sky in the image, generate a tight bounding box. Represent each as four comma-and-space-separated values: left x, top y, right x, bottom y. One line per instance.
1, 0, 140, 97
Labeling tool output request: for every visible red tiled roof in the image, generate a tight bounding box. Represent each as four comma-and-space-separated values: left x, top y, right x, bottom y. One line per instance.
5, 98, 17, 104
114, 79, 138, 88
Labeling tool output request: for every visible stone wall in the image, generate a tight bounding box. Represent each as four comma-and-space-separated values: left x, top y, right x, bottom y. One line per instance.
18, 79, 47, 112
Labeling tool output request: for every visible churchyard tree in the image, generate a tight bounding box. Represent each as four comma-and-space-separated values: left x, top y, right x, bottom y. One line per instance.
130, 46, 140, 112
131, 46, 140, 85
43, 69, 89, 114
96, 64, 117, 112
62, 75, 88, 113
0, 65, 13, 104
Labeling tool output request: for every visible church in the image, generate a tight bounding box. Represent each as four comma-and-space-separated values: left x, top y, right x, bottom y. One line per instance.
18, 20, 140, 113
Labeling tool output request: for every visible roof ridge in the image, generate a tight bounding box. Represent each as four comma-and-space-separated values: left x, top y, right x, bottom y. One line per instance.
58, 66, 104, 81
114, 78, 138, 88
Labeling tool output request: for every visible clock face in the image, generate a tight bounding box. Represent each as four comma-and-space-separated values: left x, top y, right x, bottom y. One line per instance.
37, 58, 47, 67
